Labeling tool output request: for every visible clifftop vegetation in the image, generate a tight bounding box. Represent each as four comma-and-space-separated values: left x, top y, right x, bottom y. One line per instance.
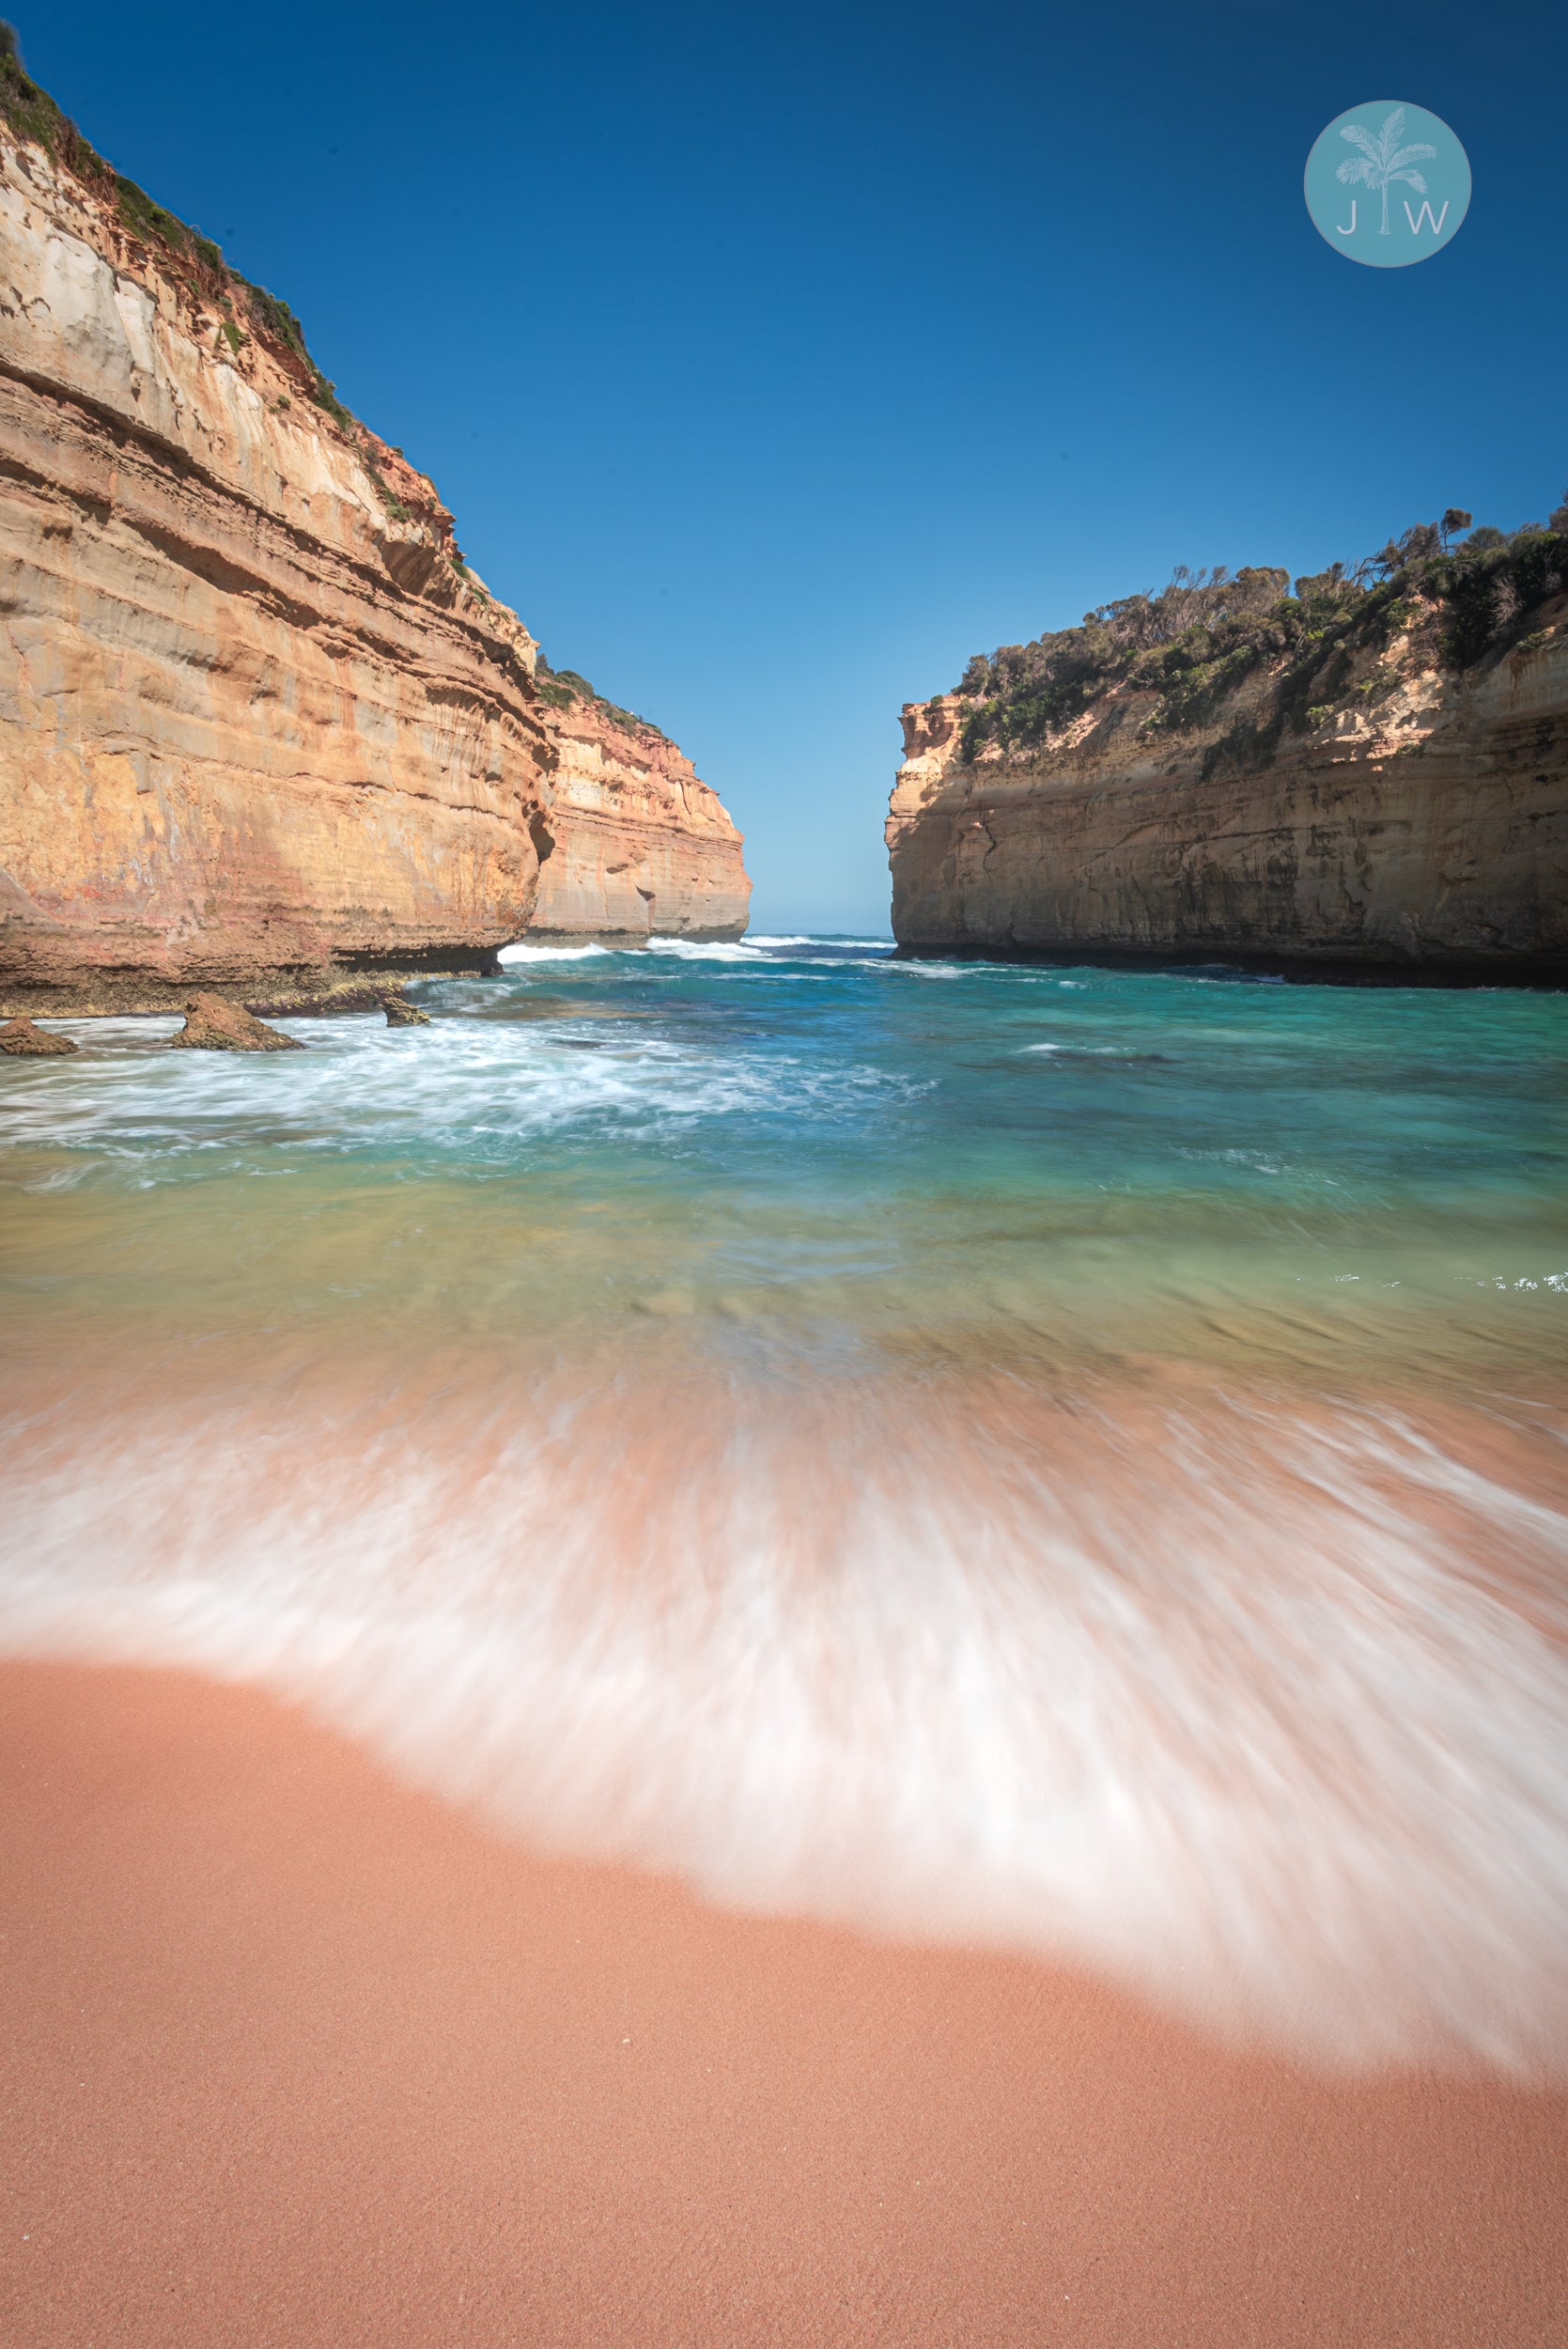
953, 498, 1568, 769
533, 658, 669, 743
1, 24, 356, 429
1, 30, 691, 745
0, 26, 507, 610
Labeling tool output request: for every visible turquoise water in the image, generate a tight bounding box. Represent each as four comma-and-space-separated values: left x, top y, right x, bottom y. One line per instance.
3, 940, 1567, 2068
4, 937, 1564, 1377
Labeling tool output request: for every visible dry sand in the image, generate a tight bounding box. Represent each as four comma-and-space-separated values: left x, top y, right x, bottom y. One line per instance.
0, 1660, 1562, 2347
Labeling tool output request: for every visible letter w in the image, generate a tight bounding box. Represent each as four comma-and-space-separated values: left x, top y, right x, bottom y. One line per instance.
1404, 199, 1451, 236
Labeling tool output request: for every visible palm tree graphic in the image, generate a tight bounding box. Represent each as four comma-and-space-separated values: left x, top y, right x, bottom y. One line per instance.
1335, 107, 1437, 236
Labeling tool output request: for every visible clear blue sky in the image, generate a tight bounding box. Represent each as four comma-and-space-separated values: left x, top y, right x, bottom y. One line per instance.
18, 2, 1567, 932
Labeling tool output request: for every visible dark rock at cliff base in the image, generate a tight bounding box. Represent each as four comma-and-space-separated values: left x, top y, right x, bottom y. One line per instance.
243, 983, 430, 1024
245, 984, 394, 1018
381, 992, 431, 1027
170, 994, 303, 1052
0, 1017, 79, 1057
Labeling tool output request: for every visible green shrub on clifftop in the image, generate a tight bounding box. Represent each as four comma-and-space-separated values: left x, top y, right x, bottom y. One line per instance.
534, 658, 669, 741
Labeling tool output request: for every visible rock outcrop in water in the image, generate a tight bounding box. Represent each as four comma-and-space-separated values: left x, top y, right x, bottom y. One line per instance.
0, 58, 748, 1009
170, 992, 302, 1052
888, 543, 1568, 977
0, 1012, 75, 1053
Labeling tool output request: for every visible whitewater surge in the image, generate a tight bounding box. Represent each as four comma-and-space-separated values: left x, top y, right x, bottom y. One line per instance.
3, 1357, 1566, 2071
2, 941, 1565, 2072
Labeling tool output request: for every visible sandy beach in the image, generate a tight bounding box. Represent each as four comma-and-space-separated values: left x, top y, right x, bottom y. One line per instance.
2, 1659, 1562, 2348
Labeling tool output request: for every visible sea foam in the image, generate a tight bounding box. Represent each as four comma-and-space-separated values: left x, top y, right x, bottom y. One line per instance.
3, 1356, 1564, 2076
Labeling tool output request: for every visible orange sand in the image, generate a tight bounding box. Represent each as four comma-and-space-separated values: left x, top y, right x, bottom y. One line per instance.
1, 1661, 1562, 2347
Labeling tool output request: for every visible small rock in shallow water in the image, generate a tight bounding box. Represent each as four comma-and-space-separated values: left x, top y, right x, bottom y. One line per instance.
0, 1017, 79, 1057
380, 991, 431, 1027
169, 993, 303, 1052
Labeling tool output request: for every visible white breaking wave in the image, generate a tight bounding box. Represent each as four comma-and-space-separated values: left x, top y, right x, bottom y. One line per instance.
3, 1359, 1565, 2076
497, 941, 617, 963
0, 1015, 915, 1170
747, 937, 894, 951
638, 939, 771, 961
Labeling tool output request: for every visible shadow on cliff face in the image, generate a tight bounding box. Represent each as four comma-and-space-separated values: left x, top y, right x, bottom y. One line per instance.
892, 944, 1568, 988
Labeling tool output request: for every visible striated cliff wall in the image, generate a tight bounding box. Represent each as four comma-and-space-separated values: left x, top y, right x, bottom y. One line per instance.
887, 594, 1567, 977
529, 688, 749, 941
0, 133, 556, 1007
0, 75, 748, 1008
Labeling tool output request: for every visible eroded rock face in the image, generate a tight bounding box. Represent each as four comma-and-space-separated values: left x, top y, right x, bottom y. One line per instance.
0, 132, 555, 1003
0, 112, 754, 1003
529, 697, 752, 941
169, 992, 302, 1051
887, 614, 1568, 975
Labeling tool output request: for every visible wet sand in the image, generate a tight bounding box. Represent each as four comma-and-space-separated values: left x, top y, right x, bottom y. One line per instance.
1, 1661, 1562, 2347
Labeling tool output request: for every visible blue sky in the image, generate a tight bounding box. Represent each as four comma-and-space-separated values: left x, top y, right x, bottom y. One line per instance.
20, 1, 1568, 932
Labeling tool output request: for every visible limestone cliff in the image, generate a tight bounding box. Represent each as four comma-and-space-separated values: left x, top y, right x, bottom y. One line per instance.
888, 561, 1567, 978
0, 60, 748, 1007
529, 673, 750, 941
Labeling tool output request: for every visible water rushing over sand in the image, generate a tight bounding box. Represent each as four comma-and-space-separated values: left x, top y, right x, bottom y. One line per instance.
3, 942, 1565, 2069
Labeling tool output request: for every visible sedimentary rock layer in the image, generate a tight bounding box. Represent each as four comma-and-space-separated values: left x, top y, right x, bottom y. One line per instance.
0, 104, 750, 1005
887, 611, 1567, 976
0, 133, 557, 1004
530, 694, 750, 941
